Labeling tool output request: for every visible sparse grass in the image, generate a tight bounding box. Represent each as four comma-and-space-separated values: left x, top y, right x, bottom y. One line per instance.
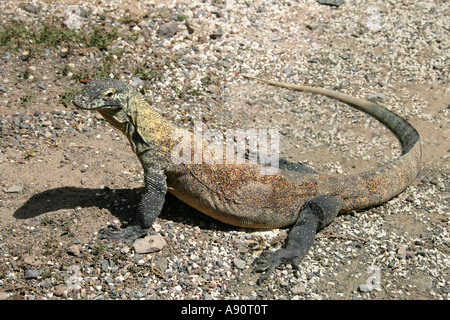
132, 61, 165, 81
200, 72, 221, 87
0, 19, 120, 50
72, 49, 125, 82
41, 215, 55, 226
23, 147, 36, 160
84, 27, 120, 50
91, 243, 108, 256
20, 89, 34, 108
176, 13, 188, 21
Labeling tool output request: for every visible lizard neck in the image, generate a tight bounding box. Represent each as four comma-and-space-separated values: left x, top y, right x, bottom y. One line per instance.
127, 95, 177, 158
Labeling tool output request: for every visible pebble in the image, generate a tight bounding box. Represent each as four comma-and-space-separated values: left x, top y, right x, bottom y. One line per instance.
317, 0, 344, 7
101, 259, 109, 272
24, 269, 41, 279
133, 234, 167, 254
283, 66, 293, 74
417, 250, 427, 256
67, 244, 80, 257
358, 284, 372, 293
157, 22, 179, 39
291, 285, 307, 295
210, 27, 224, 40
367, 93, 386, 104
397, 243, 407, 256
41, 279, 52, 288
54, 286, 67, 297
233, 258, 246, 269
3, 185, 23, 193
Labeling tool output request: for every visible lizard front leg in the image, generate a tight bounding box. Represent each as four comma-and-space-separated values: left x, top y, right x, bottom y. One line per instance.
99, 167, 167, 242
253, 195, 343, 285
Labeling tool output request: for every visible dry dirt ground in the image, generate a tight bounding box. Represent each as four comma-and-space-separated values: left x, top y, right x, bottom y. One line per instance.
0, 0, 448, 300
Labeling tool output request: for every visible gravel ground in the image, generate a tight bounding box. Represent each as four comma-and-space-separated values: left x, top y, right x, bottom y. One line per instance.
0, 0, 448, 300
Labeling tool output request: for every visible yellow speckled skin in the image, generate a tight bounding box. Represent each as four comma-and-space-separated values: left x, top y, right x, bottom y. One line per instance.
72, 77, 421, 282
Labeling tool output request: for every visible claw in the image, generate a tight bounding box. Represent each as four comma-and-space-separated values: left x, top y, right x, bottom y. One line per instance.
252, 248, 302, 285
98, 224, 148, 242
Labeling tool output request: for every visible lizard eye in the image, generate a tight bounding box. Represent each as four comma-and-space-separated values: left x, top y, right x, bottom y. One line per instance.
102, 89, 116, 100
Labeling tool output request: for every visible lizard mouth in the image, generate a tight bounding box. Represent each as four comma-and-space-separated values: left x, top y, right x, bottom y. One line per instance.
72, 94, 121, 110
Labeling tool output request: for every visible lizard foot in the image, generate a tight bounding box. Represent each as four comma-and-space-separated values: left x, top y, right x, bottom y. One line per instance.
98, 224, 148, 242
252, 248, 302, 285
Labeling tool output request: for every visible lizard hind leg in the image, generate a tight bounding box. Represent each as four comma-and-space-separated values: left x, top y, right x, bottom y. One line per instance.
252, 195, 342, 285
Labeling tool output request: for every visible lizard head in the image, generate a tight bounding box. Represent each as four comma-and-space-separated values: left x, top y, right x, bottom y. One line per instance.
72, 79, 136, 131
72, 79, 134, 111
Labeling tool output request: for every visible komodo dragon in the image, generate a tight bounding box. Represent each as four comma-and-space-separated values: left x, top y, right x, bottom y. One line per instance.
72, 76, 421, 283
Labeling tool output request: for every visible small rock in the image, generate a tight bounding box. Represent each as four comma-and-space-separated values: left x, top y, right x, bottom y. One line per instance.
368, 93, 386, 104
154, 256, 168, 273
306, 23, 320, 30
60, 47, 69, 58
279, 280, 289, 287
204, 293, 214, 300
54, 286, 67, 297
133, 234, 167, 254
397, 244, 408, 259
64, 6, 83, 30
397, 243, 407, 256
120, 246, 131, 254
131, 77, 144, 87
291, 285, 307, 295
417, 249, 427, 256
40, 279, 52, 288
101, 259, 109, 272
217, 60, 231, 69
210, 27, 224, 40
3, 185, 23, 193
283, 66, 293, 74
105, 276, 114, 284
441, 285, 450, 294
23, 254, 36, 265
21, 50, 31, 61
0, 291, 8, 300
358, 284, 372, 293
23, 4, 39, 14
317, 0, 345, 7
280, 129, 290, 136
233, 258, 246, 269
24, 269, 41, 279
409, 278, 433, 291
211, 10, 225, 18
157, 22, 179, 39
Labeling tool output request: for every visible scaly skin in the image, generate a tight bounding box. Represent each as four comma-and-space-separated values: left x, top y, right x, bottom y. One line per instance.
72, 77, 421, 283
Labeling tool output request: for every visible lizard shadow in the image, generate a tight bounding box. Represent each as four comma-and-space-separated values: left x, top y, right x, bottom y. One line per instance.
13, 186, 229, 232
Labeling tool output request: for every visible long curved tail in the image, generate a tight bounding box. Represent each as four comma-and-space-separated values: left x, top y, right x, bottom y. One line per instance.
243, 75, 422, 210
